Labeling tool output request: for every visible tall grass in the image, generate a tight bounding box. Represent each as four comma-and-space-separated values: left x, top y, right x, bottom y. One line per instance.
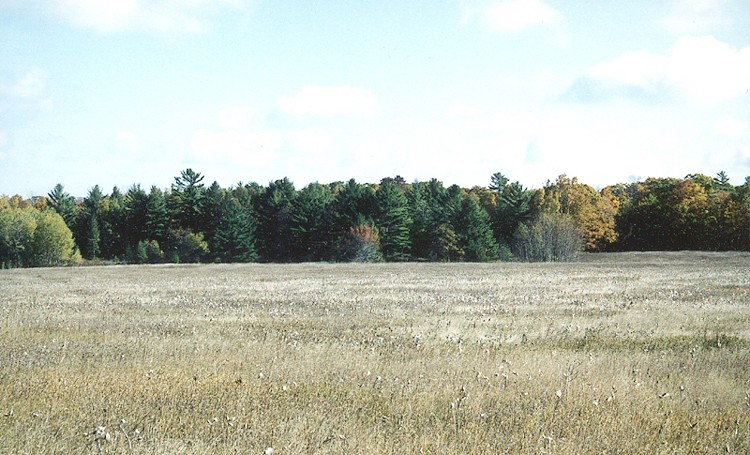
1, 252, 749, 453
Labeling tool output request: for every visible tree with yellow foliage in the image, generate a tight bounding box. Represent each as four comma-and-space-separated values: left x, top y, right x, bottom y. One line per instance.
534, 175, 617, 251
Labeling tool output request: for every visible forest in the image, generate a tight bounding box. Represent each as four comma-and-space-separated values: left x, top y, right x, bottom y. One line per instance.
1, 170, 749, 268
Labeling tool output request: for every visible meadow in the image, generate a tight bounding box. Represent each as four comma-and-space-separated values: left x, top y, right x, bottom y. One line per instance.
1, 252, 749, 454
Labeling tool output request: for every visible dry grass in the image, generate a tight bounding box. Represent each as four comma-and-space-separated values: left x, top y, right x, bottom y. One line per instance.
1, 252, 749, 454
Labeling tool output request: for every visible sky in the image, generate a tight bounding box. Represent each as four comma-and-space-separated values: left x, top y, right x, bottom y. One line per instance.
1, 0, 749, 197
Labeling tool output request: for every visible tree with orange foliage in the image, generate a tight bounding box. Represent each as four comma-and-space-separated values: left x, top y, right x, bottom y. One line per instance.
535, 175, 617, 251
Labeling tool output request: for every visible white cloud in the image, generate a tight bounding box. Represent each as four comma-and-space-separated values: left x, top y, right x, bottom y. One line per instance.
588, 50, 666, 88
54, 0, 139, 32
445, 103, 478, 118
568, 35, 750, 106
279, 85, 379, 117
188, 106, 281, 169
463, 0, 561, 33
483, 0, 559, 33
713, 116, 749, 138
662, 0, 731, 35
190, 127, 282, 168
2, 68, 46, 98
190, 106, 283, 170
217, 106, 261, 130
21, 0, 250, 35
115, 131, 142, 153
292, 128, 333, 154
667, 36, 750, 105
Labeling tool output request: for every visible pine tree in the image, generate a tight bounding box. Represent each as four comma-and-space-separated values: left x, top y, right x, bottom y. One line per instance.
171, 168, 206, 233
455, 193, 499, 261
405, 182, 431, 259
334, 179, 377, 233
80, 185, 104, 259
494, 181, 532, 246
713, 171, 732, 191
47, 184, 79, 231
214, 196, 258, 263
254, 177, 296, 262
489, 172, 509, 192
99, 187, 127, 260
375, 179, 412, 261
86, 215, 100, 260
145, 186, 169, 244
201, 181, 228, 261
291, 182, 336, 261
124, 184, 149, 248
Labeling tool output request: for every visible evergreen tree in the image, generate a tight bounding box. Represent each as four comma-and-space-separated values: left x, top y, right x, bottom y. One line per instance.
455, 193, 499, 261
494, 181, 533, 247
489, 172, 509, 192
75, 185, 104, 259
375, 178, 412, 261
214, 196, 258, 263
86, 215, 101, 260
145, 186, 169, 244
405, 181, 431, 259
47, 184, 79, 232
99, 187, 127, 259
291, 182, 336, 261
124, 184, 150, 249
201, 181, 227, 261
171, 168, 206, 233
407, 179, 463, 261
254, 177, 296, 262
714, 171, 731, 191
334, 179, 377, 232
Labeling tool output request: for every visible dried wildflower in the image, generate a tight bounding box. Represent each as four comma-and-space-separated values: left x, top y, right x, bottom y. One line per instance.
265, 447, 274, 455
92, 425, 111, 455
93, 426, 110, 441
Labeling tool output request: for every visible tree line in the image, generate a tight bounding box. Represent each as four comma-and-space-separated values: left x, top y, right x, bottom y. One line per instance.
1, 169, 749, 268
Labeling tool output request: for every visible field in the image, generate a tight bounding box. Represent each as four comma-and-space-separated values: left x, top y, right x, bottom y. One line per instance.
1, 252, 749, 454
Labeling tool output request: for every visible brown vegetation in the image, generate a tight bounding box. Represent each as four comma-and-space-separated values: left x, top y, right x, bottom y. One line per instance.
1, 252, 748, 453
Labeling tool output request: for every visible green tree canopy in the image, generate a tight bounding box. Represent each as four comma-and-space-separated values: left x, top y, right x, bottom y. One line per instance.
375, 178, 412, 262
0, 207, 80, 268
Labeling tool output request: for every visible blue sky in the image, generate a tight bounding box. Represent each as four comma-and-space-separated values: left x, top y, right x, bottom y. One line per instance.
1, 0, 749, 197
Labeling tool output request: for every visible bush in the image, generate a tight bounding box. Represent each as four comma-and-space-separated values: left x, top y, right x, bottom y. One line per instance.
512, 213, 583, 262
340, 225, 382, 263
166, 229, 209, 263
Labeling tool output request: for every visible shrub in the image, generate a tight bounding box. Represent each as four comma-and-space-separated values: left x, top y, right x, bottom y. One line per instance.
340, 225, 382, 262
512, 213, 583, 262
166, 229, 209, 263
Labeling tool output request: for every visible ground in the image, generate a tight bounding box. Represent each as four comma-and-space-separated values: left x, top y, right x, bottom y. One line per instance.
1, 252, 749, 453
